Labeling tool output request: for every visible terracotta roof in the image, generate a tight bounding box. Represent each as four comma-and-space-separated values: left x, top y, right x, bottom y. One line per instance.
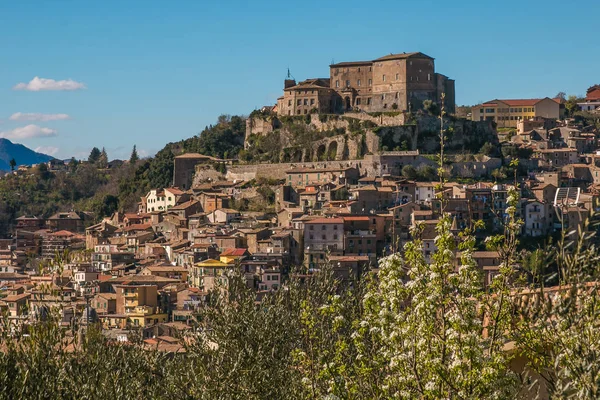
166, 187, 185, 195
3, 293, 30, 302
330, 60, 372, 67
170, 200, 199, 210
143, 266, 187, 273
278, 207, 304, 214
471, 251, 501, 258
481, 98, 558, 107
342, 216, 370, 221
96, 293, 117, 300
373, 52, 433, 61
413, 210, 433, 215
124, 213, 148, 219
123, 223, 153, 232
284, 78, 331, 91
174, 153, 221, 161
0, 273, 29, 280
220, 248, 248, 257
214, 208, 239, 214
51, 230, 76, 237
111, 275, 180, 284
305, 218, 344, 224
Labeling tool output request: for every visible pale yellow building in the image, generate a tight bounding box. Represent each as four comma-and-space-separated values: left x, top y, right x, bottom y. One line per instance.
190, 259, 234, 291
471, 98, 560, 128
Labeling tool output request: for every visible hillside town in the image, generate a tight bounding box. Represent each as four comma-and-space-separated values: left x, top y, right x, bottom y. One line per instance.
1, 53, 599, 358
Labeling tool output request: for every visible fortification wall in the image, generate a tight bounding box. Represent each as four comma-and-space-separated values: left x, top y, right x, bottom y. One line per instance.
192, 153, 501, 186
342, 112, 406, 126
308, 114, 349, 131
218, 160, 369, 183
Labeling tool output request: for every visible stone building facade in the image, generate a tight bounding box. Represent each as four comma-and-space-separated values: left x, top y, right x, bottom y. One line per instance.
277, 52, 455, 116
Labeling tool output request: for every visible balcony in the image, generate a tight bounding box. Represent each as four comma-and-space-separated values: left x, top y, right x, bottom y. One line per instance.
127, 305, 155, 316
124, 299, 138, 307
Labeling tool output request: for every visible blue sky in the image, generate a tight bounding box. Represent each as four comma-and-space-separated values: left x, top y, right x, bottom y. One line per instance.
1, 0, 597, 160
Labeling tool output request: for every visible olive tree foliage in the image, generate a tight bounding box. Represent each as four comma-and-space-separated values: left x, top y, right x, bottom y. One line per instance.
353, 213, 520, 399
0, 312, 186, 400
512, 222, 600, 399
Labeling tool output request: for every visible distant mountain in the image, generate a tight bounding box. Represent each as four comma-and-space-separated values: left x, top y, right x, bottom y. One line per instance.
0, 138, 54, 171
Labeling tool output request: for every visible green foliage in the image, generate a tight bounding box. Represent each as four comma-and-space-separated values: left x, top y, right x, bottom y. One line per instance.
182, 115, 246, 159
0, 113, 241, 234
345, 118, 362, 133
256, 185, 275, 204
368, 111, 402, 117
98, 147, 108, 169
0, 162, 115, 235
565, 95, 583, 118
573, 111, 600, 130
129, 145, 139, 164
501, 144, 533, 159
361, 120, 377, 129
401, 164, 417, 180
9, 158, 16, 171
479, 142, 495, 156
88, 147, 101, 164
423, 99, 440, 116
68, 158, 79, 172
332, 187, 350, 201
401, 163, 437, 181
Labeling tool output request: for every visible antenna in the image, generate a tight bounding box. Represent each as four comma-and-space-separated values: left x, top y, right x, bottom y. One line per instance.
286, 68, 295, 81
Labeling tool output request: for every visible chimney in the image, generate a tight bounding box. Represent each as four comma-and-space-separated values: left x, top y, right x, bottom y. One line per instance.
284, 79, 296, 89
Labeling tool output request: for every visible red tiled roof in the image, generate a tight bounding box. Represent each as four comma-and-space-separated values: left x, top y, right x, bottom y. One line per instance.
220, 248, 248, 257
482, 98, 558, 107
305, 218, 344, 224
123, 223, 153, 232
499, 99, 544, 106
124, 213, 149, 219
342, 216, 370, 221
51, 230, 76, 237
166, 187, 185, 195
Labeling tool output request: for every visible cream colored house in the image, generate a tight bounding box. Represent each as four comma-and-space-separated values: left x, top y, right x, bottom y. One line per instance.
145, 188, 184, 213
471, 98, 560, 128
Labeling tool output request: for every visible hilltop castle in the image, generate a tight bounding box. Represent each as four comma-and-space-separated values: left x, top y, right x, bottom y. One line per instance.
276, 52, 455, 116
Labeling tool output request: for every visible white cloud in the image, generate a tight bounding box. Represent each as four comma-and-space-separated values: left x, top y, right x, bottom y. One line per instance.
34, 146, 60, 156
13, 76, 86, 91
0, 125, 58, 139
138, 149, 151, 158
9, 112, 71, 122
